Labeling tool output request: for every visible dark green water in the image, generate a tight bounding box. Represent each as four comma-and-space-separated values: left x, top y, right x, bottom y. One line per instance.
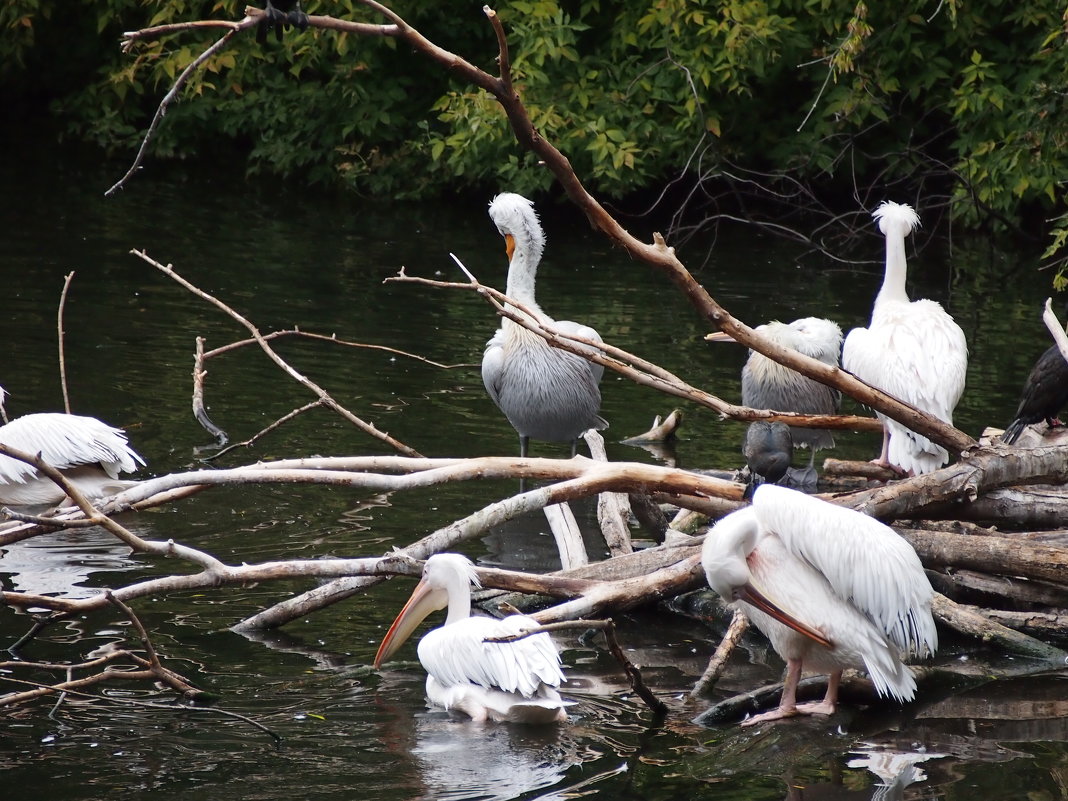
1, 140, 1066, 800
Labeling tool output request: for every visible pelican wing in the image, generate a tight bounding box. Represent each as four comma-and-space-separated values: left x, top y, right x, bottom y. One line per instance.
751, 485, 937, 657
418, 614, 564, 698
481, 328, 507, 408
554, 320, 605, 384
0, 413, 144, 484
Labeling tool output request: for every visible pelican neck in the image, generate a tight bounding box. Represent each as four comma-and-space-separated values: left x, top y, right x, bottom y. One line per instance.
444, 584, 472, 625
505, 248, 539, 306
874, 226, 911, 308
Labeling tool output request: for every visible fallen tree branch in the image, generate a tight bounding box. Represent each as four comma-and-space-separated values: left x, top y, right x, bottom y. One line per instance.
131, 249, 423, 458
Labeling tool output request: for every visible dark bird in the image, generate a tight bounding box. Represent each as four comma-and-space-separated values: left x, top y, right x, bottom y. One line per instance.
1003, 344, 1068, 445
256, 0, 309, 45
481, 193, 607, 457
742, 421, 793, 499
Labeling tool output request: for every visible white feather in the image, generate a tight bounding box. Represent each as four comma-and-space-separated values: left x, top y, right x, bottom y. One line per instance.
842, 201, 968, 474
702, 484, 937, 706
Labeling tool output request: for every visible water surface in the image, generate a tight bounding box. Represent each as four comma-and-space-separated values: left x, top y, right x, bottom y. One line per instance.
0, 140, 1064, 800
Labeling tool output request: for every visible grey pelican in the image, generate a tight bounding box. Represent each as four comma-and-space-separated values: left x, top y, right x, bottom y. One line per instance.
742, 421, 793, 498
842, 201, 968, 475
1003, 344, 1068, 444
702, 484, 937, 726
481, 193, 607, 457
374, 553, 570, 724
0, 389, 144, 505
708, 316, 842, 479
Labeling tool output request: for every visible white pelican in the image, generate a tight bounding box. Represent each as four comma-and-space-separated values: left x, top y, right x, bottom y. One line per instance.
708, 317, 843, 454
481, 193, 607, 456
374, 553, 570, 724
702, 484, 937, 726
0, 390, 145, 506
1003, 344, 1068, 444
841, 201, 968, 475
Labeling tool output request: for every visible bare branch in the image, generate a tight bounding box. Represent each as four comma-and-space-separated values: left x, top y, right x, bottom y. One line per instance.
57, 271, 75, 414
131, 249, 423, 458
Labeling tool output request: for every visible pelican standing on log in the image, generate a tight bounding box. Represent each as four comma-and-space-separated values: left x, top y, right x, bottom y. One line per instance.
842, 201, 968, 475
374, 553, 570, 724
708, 317, 843, 475
481, 193, 607, 457
702, 484, 937, 726
0, 388, 145, 506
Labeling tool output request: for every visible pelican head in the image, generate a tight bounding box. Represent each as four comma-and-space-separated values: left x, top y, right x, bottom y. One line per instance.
873, 201, 920, 239
488, 193, 545, 268
373, 554, 480, 668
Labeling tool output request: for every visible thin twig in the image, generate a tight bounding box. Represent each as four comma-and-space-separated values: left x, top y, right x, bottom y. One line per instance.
690, 608, 749, 698
57, 271, 75, 414
203, 400, 325, 460
0, 675, 279, 741
105, 26, 246, 196
131, 249, 424, 458
193, 336, 229, 446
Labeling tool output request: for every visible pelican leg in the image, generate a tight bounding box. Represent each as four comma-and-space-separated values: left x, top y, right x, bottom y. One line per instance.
519, 435, 530, 459
872, 426, 892, 468
795, 670, 840, 717
741, 658, 804, 726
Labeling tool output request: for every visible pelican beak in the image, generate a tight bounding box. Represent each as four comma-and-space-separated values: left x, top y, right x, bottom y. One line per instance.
373, 578, 447, 668
504, 233, 516, 263
737, 582, 833, 649
704, 331, 736, 343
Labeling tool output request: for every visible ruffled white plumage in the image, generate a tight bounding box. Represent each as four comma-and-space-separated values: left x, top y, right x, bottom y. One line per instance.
374, 553, 570, 724
0, 412, 144, 505
842, 201, 967, 475
702, 484, 937, 715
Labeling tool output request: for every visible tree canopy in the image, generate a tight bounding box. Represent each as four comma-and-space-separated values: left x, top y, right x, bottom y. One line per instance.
6, 0, 1068, 273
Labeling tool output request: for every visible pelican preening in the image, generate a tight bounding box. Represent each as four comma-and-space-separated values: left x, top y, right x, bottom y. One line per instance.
481, 193, 607, 457
1003, 344, 1068, 445
374, 553, 570, 724
0, 390, 145, 506
702, 484, 937, 726
842, 201, 968, 475
708, 317, 843, 454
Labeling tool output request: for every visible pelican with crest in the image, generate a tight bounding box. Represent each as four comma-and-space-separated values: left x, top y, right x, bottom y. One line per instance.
841, 201, 968, 475
481, 193, 607, 457
702, 484, 937, 725
374, 553, 570, 724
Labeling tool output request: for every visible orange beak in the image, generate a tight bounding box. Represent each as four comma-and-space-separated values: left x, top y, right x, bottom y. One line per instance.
373, 578, 446, 669
504, 233, 515, 263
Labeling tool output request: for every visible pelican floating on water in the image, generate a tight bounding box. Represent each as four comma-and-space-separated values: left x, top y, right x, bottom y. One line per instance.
481, 193, 607, 457
1003, 343, 1068, 445
841, 201, 968, 475
702, 484, 937, 726
374, 553, 570, 723
0, 389, 145, 506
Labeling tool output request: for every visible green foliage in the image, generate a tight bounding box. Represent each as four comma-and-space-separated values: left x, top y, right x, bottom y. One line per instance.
6, 0, 1068, 272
